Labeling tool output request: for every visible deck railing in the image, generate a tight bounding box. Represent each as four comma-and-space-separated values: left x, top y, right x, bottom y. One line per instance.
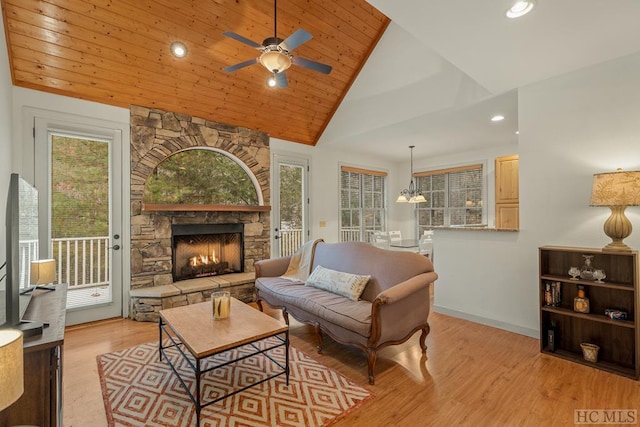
18, 239, 39, 288
340, 228, 377, 243
279, 229, 303, 257
51, 236, 110, 289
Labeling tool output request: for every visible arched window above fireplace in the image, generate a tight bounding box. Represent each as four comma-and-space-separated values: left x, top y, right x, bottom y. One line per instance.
142, 148, 266, 211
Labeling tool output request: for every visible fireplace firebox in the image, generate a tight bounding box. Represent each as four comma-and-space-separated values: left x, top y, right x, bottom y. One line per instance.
171, 224, 244, 282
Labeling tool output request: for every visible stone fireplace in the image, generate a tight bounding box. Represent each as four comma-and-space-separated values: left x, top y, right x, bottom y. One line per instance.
172, 223, 244, 281
128, 105, 270, 321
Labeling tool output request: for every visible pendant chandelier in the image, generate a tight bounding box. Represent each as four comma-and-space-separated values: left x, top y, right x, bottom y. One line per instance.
396, 145, 426, 203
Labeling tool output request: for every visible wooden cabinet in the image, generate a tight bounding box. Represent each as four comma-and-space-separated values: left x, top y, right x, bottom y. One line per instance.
539, 246, 639, 379
0, 285, 67, 426
496, 203, 519, 230
495, 154, 519, 229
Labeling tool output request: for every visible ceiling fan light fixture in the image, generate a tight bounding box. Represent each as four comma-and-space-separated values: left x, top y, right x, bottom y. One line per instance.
259, 50, 292, 73
267, 74, 278, 88
506, 0, 535, 18
170, 41, 187, 58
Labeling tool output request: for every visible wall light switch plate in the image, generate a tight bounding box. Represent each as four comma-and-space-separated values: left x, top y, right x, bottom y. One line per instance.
319, 221, 327, 227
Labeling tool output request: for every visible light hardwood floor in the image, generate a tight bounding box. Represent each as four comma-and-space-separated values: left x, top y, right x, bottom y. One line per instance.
63, 301, 640, 427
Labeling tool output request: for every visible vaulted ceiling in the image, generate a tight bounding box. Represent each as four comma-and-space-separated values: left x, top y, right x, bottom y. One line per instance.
4, 1, 640, 161
1, 0, 389, 145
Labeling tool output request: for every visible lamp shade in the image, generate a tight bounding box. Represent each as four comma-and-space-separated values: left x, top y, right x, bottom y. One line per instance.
590, 170, 640, 206
0, 330, 24, 411
30, 259, 56, 285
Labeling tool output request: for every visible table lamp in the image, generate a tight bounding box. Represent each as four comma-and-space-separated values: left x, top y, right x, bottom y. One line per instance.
29, 259, 56, 291
0, 329, 24, 411
589, 169, 640, 251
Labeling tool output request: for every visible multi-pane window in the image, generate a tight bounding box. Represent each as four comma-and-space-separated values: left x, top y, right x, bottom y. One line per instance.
415, 164, 484, 234
340, 166, 387, 243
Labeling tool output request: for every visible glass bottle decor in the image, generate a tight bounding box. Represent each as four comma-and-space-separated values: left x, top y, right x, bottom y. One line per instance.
574, 285, 590, 314
580, 255, 596, 280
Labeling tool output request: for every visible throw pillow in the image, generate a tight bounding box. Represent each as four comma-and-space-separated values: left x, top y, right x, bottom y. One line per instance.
306, 265, 371, 301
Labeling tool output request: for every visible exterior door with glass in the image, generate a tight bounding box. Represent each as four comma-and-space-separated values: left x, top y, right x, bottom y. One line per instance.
34, 116, 124, 325
272, 153, 309, 257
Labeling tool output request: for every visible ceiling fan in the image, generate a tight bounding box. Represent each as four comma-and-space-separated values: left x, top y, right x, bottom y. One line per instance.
222, 0, 332, 88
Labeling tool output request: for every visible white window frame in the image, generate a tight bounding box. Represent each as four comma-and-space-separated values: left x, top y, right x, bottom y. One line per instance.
339, 164, 388, 243
415, 162, 487, 235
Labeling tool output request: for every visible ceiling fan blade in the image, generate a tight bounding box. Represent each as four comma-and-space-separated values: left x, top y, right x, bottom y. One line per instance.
223, 58, 259, 72
222, 31, 262, 49
292, 56, 332, 74
280, 29, 313, 52
275, 71, 288, 88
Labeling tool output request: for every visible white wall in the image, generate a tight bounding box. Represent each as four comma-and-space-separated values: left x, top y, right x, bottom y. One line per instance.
11, 87, 130, 182
270, 138, 403, 243
0, 14, 12, 277
433, 52, 640, 337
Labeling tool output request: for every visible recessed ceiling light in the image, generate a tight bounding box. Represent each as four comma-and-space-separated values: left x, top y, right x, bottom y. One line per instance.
170, 41, 187, 58
506, 0, 535, 18
515, 130, 520, 135
491, 114, 505, 122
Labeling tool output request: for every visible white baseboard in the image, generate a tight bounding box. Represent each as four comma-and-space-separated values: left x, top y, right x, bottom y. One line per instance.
432, 305, 539, 339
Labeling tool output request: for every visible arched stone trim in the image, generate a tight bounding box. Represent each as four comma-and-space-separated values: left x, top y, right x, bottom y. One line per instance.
134, 142, 266, 206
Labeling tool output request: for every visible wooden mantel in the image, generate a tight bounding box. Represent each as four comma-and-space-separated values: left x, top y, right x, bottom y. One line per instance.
142, 203, 272, 212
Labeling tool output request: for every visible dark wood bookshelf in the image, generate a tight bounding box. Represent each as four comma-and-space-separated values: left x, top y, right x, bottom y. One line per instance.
539, 246, 639, 380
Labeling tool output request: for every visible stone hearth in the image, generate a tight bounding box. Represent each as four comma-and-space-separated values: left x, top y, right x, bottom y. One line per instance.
129, 106, 270, 321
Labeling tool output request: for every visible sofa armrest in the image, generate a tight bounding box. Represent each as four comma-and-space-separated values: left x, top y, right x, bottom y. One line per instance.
370, 271, 438, 345
254, 256, 292, 278
375, 271, 437, 304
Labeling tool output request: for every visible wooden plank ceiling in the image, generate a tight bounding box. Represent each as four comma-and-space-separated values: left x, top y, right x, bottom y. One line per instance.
1, 0, 389, 145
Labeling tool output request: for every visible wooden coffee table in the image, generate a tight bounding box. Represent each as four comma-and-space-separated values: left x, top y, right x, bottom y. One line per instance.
158, 297, 289, 426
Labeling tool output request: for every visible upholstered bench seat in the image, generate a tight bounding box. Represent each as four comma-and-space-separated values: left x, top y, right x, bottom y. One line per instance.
256, 277, 373, 337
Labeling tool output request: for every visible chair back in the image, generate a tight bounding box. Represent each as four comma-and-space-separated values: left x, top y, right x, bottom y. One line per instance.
371, 231, 390, 248
419, 230, 434, 259
388, 230, 402, 242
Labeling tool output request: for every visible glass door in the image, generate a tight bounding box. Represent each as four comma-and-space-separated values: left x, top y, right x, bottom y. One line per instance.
272, 153, 309, 257
35, 118, 123, 325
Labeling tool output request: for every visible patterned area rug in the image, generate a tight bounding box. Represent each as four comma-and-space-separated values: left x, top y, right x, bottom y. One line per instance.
97, 339, 374, 426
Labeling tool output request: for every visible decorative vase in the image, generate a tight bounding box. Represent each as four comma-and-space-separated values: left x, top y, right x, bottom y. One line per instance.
568, 266, 580, 280
593, 269, 606, 283
212, 291, 231, 320
580, 255, 596, 280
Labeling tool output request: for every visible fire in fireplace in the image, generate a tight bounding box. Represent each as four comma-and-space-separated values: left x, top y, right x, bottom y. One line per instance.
172, 224, 244, 282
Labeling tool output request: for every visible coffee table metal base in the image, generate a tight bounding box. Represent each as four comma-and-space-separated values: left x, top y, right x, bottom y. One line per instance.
158, 319, 289, 426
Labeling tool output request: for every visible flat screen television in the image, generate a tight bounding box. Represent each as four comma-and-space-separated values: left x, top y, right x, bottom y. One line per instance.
0, 173, 43, 336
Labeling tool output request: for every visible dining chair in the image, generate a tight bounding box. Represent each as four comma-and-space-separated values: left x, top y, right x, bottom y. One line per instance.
371, 231, 390, 249
419, 230, 434, 259
388, 230, 402, 242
